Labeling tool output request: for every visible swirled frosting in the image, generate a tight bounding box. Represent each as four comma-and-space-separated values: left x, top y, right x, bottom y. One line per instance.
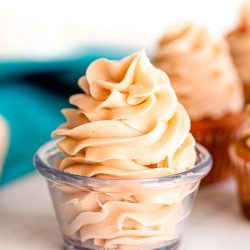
58, 181, 198, 249
52, 50, 196, 176
241, 0, 250, 29
227, 1, 250, 84
52, 51, 197, 249
154, 23, 244, 121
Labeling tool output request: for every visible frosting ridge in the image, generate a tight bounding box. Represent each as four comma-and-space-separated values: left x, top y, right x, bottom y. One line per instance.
154, 23, 244, 121
53, 50, 196, 176
52, 51, 197, 249
227, 1, 250, 84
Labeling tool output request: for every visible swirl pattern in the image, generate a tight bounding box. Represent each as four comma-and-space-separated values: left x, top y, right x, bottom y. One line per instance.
52, 50, 196, 176
52, 51, 196, 249
227, 1, 250, 84
154, 23, 244, 121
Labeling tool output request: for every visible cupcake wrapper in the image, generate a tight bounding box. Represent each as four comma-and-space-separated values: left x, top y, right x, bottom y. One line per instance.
191, 127, 236, 185
229, 145, 250, 220
243, 82, 250, 104
191, 113, 245, 185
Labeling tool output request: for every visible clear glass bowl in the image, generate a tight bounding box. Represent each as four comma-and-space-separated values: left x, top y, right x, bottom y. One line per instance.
34, 140, 212, 250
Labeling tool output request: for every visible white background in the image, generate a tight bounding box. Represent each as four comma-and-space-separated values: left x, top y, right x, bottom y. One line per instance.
0, 0, 244, 58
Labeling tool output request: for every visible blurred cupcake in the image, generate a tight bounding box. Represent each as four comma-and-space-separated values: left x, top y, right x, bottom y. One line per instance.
227, 0, 250, 103
229, 105, 250, 220
154, 23, 245, 184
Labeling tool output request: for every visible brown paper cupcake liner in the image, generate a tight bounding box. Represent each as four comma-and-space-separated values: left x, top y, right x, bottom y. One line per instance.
191, 112, 245, 185
243, 82, 250, 104
229, 144, 250, 220
191, 128, 234, 184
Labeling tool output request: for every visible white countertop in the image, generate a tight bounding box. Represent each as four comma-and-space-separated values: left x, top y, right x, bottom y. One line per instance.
0, 174, 249, 250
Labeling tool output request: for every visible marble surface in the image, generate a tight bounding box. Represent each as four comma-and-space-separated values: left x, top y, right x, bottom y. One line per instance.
0, 173, 249, 250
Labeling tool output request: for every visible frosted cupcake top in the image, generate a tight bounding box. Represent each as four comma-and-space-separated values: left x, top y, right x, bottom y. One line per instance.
241, 0, 250, 29
52, 50, 196, 178
154, 23, 244, 121
227, 1, 250, 84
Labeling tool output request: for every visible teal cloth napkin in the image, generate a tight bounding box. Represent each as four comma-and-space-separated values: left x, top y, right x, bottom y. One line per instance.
0, 46, 135, 186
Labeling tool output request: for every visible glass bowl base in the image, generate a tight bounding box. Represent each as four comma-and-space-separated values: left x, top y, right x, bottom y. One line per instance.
63, 236, 180, 250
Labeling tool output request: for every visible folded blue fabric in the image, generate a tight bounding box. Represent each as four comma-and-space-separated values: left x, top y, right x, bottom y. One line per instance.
0, 46, 135, 186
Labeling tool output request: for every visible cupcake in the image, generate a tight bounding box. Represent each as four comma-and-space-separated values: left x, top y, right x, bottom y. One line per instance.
154, 23, 245, 184
227, 0, 250, 103
34, 51, 212, 250
229, 105, 250, 220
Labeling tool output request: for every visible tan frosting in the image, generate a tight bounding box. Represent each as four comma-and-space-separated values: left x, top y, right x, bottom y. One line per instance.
52, 51, 197, 249
154, 23, 244, 121
227, 1, 250, 84
58, 181, 198, 249
242, 0, 250, 29
0, 115, 9, 175
52, 50, 196, 176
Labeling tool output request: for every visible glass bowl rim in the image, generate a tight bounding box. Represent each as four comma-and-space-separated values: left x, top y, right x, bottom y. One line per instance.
34, 139, 212, 187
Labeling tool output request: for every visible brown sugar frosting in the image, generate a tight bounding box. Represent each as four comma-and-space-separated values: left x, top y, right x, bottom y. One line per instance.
52, 50, 196, 178
154, 23, 244, 121
51, 51, 198, 248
